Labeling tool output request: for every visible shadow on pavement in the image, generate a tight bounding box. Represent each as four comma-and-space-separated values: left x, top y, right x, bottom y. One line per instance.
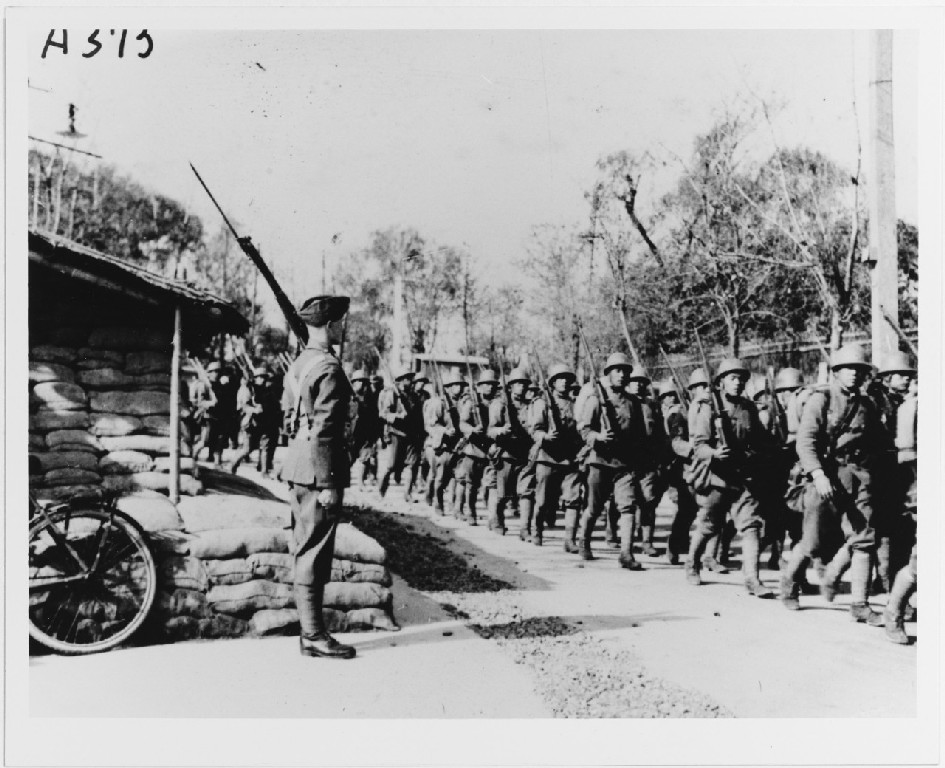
197, 467, 284, 501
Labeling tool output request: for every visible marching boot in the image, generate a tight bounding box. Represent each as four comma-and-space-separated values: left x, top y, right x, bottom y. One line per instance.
618, 513, 643, 570
778, 547, 809, 611
702, 535, 729, 573
875, 537, 892, 594
640, 523, 659, 557
487, 493, 500, 531
295, 584, 356, 659
519, 497, 534, 542
453, 483, 467, 521
685, 530, 710, 586
883, 561, 916, 644
403, 466, 419, 503
467, 488, 479, 526
562, 507, 579, 553
532, 514, 543, 546
820, 544, 852, 602
494, 497, 507, 535
577, 510, 595, 560
719, 520, 736, 566
378, 472, 391, 499
848, 550, 883, 626
604, 500, 620, 546
741, 529, 774, 598
767, 538, 782, 571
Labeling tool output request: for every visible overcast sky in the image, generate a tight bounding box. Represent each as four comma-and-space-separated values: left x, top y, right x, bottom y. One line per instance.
29, 28, 918, 312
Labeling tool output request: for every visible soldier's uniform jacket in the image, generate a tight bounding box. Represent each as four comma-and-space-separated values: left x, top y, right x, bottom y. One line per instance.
663, 402, 693, 463
487, 395, 533, 463
458, 393, 493, 459
347, 388, 380, 453
528, 392, 580, 466
279, 344, 351, 490
423, 394, 459, 452
895, 393, 917, 463
576, 380, 647, 470
689, 394, 773, 488
795, 383, 884, 477
378, 385, 422, 441
632, 393, 670, 471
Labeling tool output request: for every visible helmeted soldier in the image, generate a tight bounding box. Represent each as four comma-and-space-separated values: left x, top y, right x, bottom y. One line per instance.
411, 373, 432, 492
779, 343, 887, 625
685, 358, 778, 597
192, 360, 228, 468
423, 370, 467, 515
455, 369, 499, 525
486, 368, 535, 536
527, 363, 583, 549
347, 369, 381, 487
230, 366, 283, 476
377, 368, 424, 502
280, 295, 356, 659
575, 352, 648, 569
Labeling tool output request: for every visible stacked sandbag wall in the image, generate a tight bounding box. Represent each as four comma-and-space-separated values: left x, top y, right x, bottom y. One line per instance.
146, 498, 398, 642
28, 325, 201, 501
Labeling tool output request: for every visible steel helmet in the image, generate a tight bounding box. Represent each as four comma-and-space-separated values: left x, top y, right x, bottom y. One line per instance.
350, 368, 370, 383
603, 352, 633, 373
506, 367, 531, 385
830, 343, 872, 372
656, 379, 678, 398
628, 367, 651, 383
878, 351, 916, 377
477, 369, 499, 385
774, 367, 803, 391
715, 358, 750, 382
687, 368, 710, 388
747, 374, 767, 400
393, 367, 414, 382
547, 363, 575, 383
442, 371, 467, 388
412, 373, 430, 385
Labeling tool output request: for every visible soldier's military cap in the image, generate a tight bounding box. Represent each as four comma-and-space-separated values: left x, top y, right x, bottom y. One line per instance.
297, 294, 350, 327
774, 367, 803, 391
878, 351, 916, 377
687, 368, 710, 388
506, 367, 531, 385
207, 361, 222, 373
350, 369, 371, 383
715, 358, 750, 382
477, 370, 499, 385
603, 352, 633, 373
830, 343, 872, 372
547, 363, 576, 383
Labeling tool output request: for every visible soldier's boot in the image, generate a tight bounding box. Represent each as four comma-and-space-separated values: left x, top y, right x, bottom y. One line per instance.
295, 584, 356, 659
741, 529, 774, 598
685, 531, 710, 586
532, 514, 543, 546
883, 560, 916, 644
453, 484, 467, 521
875, 537, 892, 594
640, 524, 659, 557
618, 513, 643, 571
577, 510, 595, 560
820, 544, 852, 603
466, 488, 479, 526
779, 547, 809, 611
719, 520, 736, 566
562, 508, 580, 553
403, 466, 419, 503
487, 493, 500, 531
519, 498, 534, 542
604, 501, 620, 546
849, 550, 883, 626
702, 535, 729, 574
378, 472, 391, 499
767, 537, 782, 571
493, 497, 507, 535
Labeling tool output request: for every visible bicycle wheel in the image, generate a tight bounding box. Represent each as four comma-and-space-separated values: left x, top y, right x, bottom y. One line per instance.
29, 507, 157, 655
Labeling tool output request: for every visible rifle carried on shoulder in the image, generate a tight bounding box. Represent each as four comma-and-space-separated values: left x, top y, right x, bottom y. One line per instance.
765, 364, 788, 444
694, 330, 734, 451
658, 344, 690, 411
577, 322, 617, 434
530, 349, 563, 432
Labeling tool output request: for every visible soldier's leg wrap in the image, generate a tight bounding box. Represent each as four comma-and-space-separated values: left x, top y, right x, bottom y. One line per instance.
533, 463, 554, 541
849, 549, 883, 625
687, 489, 726, 583
559, 467, 582, 553
290, 483, 341, 639
779, 546, 809, 608
579, 466, 614, 559
884, 546, 916, 643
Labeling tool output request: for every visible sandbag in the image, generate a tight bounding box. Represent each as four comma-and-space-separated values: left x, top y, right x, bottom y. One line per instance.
249, 608, 299, 636
46, 327, 90, 347
153, 456, 196, 473
45, 429, 102, 451
148, 530, 193, 556
76, 349, 125, 369
99, 450, 154, 474
248, 552, 294, 583
135, 374, 172, 390
88, 327, 168, 352
198, 615, 248, 639
31, 409, 90, 432
44, 468, 102, 487
324, 608, 348, 633
90, 391, 170, 416
29, 474, 44, 489
78, 368, 133, 389
334, 523, 388, 564
204, 557, 255, 586
346, 607, 399, 632
36, 484, 101, 502
187, 527, 289, 559
99, 435, 169, 454
32, 345, 77, 364
161, 615, 200, 642
124, 351, 171, 374
206, 579, 293, 616
29, 362, 75, 385
90, 413, 144, 437
142, 415, 172, 436
31, 382, 88, 410
116, 491, 184, 531
29, 433, 45, 451
331, 559, 393, 587
177, 497, 289, 531
323, 582, 391, 610
102, 472, 202, 496
35, 450, 98, 472
160, 556, 209, 592
155, 588, 211, 619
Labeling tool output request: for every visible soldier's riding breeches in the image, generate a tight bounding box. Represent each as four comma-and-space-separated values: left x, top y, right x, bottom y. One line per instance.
586, 466, 641, 519
288, 482, 342, 587
535, 463, 582, 516
497, 459, 535, 503
694, 485, 764, 538
800, 463, 875, 558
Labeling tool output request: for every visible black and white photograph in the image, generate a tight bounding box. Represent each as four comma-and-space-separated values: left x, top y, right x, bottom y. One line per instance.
4, 5, 942, 767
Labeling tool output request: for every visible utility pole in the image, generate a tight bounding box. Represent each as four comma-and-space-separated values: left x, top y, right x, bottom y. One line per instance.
868, 30, 899, 360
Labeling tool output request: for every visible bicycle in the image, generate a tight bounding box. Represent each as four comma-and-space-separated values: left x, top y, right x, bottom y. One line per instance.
29, 482, 158, 655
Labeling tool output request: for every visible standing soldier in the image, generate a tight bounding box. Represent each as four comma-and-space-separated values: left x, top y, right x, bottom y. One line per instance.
347, 369, 381, 487
192, 361, 227, 469
423, 371, 467, 515
455, 370, 499, 525
487, 368, 535, 537
779, 343, 886, 625
575, 353, 647, 569
528, 363, 583, 549
685, 358, 777, 597
280, 295, 355, 659
626, 369, 668, 558
377, 369, 423, 502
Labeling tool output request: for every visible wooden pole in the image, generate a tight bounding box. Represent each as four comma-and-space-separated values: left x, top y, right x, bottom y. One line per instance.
169, 305, 182, 504
868, 30, 899, 362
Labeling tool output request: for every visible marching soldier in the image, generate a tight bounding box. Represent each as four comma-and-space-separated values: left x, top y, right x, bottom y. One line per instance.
348, 369, 381, 487
411, 373, 432, 492
280, 295, 356, 659
230, 366, 283, 476
192, 361, 227, 468
487, 368, 536, 537
685, 358, 777, 597
779, 343, 886, 625
626, 369, 668, 557
575, 352, 647, 569
377, 369, 424, 502
423, 371, 467, 515
455, 370, 499, 525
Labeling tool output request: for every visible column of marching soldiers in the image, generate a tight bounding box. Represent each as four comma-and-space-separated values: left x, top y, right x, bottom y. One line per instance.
190, 342, 918, 646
